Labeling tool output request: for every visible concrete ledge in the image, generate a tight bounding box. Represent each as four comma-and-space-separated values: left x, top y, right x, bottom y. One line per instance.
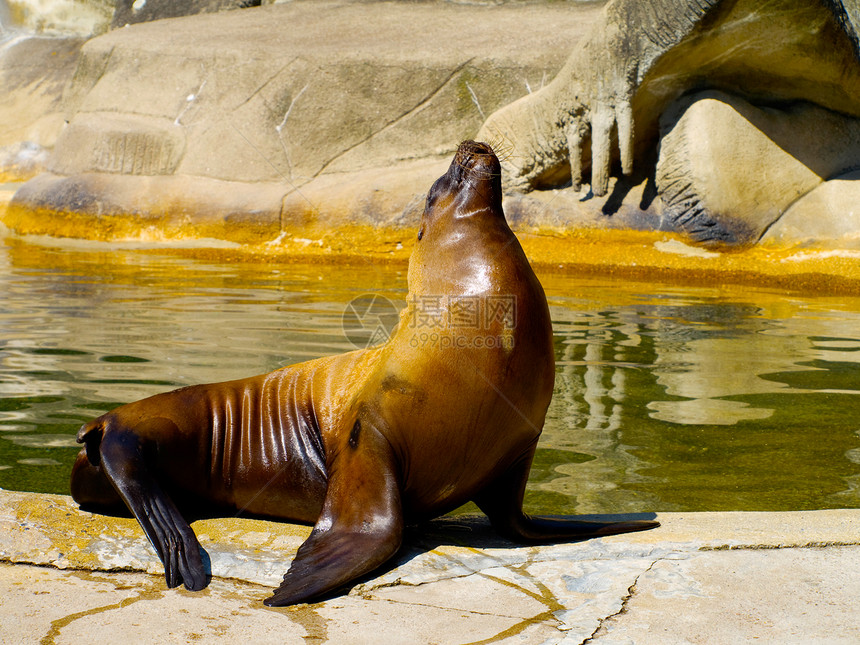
3, 489, 860, 643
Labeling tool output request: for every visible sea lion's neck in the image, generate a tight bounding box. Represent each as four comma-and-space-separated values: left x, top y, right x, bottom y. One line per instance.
406, 214, 515, 298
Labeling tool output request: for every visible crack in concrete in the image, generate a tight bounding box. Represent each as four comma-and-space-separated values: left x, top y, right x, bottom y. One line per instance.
359, 567, 482, 595
701, 540, 860, 551
470, 561, 569, 645
310, 57, 476, 178
361, 545, 543, 595
361, 551, 566, 644
580, 558, 663, 645
369, 595, 529, 620
573, 543, 860, 643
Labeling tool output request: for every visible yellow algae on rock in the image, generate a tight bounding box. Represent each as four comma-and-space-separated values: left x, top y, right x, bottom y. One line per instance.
0, 489, 144, 571
0, 489, 311, 585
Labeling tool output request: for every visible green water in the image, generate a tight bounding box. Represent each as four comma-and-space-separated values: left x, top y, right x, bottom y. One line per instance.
1, 236, 859, 514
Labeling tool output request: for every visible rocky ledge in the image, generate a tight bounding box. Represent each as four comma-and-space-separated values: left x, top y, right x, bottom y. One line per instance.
2, 489, 860, 642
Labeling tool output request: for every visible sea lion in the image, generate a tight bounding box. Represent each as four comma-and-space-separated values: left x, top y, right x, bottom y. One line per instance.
70, 140, 659, 607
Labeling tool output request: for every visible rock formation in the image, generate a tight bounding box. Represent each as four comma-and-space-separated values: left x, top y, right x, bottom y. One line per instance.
479, 0, 860, 248
0, 34, 84, 182
3, 1, 599, 242
4, 0, 860, 249
657, 91, 860, 246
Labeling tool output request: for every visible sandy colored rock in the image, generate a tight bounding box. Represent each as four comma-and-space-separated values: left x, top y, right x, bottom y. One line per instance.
479, 0, 860, 197
5, 0, 860, 250
478, 0, 860, 249
53, 2, 593, 181
656, 91, 860, 247
0, 34, 84, 180
760, 169, 860, 248
5, 1, 603, 242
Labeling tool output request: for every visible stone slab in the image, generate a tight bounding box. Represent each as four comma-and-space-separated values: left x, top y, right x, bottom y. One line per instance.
590, 546, 860, 644
55, 1, 602, 182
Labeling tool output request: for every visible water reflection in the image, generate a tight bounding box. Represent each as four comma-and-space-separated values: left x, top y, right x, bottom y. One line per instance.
1, 237, 859, 513
536, 279, 860, 513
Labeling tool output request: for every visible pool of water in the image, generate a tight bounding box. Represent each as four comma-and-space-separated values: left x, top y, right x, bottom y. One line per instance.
1, 235, 859, 515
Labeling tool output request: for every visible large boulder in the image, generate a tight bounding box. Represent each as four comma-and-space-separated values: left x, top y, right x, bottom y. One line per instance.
478, 0, 860, 248
9, 0, 860, 249
656, 91, 860, 248
760, 170, 860, 248
5, 1, 603, 241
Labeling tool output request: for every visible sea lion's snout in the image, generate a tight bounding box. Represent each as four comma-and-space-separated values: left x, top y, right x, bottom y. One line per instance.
406, 140, 503, 227
453, 140, 500, 180
423, 141, 501, 222
444, 141, 503, 216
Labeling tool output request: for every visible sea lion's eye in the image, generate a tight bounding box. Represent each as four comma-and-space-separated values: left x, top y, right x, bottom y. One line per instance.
417, 228, 424, 241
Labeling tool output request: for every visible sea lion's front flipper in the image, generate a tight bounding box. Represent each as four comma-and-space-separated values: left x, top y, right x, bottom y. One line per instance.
93, 423, 208, 591
474, 448, 659, 542
265, 421, 403, 607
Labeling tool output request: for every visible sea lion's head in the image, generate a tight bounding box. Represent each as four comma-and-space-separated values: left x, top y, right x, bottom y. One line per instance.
417, 140, 503, 243
408, 140, 515, 297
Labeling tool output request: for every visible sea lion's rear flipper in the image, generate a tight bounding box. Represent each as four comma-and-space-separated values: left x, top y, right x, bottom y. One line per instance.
265, 421, 403, 607
93, 423, 208, 591
474, 449, 659, 542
